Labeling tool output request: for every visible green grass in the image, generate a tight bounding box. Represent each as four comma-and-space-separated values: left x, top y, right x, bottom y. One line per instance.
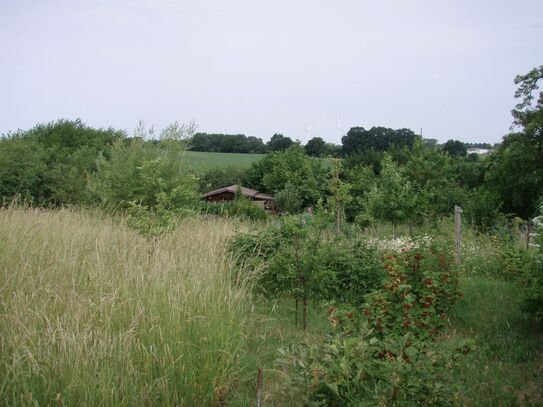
181, 151, 265, 170
448, 277, 543, 406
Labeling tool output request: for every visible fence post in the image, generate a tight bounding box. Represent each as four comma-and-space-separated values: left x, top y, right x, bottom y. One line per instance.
454, 206, 462, 265
256, 368, 263, 407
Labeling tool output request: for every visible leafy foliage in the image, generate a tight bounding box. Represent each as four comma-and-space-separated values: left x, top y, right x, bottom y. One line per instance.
442, 139, 467, 157
279, 332, 468, 406
267, 133, 294, 152
341, 126, 417, 156
275, 181, 304, 214
227, 215, 384, 328
278, 241, 466, 406
199, 194, 268, 221
198, 166, 247, 192
522, 209, 543, 320
0, 119, 123, 205
189, 132, 267, 153
304, 136, 327, 157
247, 144, 327, 207
91, 131, 198, 211
364, 155, 423, 229
486, 65, 543, 218
362, 240, 461, 339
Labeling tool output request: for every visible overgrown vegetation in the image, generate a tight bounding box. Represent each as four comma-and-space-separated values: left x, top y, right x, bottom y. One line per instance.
0, 66, 542, 406
0, 208, 252, 406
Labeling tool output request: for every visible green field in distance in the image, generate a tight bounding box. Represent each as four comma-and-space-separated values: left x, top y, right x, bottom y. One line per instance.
181, 151, 265, 171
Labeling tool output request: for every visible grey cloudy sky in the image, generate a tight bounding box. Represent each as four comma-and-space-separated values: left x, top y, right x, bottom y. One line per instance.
1, 0, 542, 144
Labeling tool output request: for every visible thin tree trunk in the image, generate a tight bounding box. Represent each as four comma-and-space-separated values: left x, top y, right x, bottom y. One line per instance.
302, 295, 308, 332
255, 368, 263, 407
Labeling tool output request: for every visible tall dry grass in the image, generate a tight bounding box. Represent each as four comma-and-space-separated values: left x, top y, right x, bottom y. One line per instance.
0, 207, 252, 406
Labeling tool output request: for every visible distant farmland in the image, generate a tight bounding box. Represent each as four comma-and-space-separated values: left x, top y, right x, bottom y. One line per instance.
181, 151, 265, 170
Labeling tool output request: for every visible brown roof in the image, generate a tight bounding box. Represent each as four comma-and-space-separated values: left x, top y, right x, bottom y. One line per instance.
202, 185, 274, 200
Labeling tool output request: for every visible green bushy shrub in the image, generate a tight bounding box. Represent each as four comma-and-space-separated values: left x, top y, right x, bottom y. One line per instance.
199, 197, 268, 221
227, 216, 383, 304
279, 329, 469, 406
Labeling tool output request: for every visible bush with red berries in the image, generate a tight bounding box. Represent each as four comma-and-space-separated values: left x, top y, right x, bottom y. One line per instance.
362, 239, 461, 339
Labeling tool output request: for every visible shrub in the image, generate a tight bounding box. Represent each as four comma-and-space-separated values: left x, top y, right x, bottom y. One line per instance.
227, 216, 384, 329
279, 329, 469, 406
362, 240, 461, 339
522, 212, 543, 320
199, 197, 268, 221
228, 216, 384, 303
278, 240, 466, 405
275, 181, 303, 214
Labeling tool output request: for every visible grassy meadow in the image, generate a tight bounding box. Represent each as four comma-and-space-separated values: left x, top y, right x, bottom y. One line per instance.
1, 207, 542, 406
0, 208, 254, 406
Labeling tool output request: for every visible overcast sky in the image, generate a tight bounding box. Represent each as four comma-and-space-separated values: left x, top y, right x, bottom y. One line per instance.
1, 0, 542, 144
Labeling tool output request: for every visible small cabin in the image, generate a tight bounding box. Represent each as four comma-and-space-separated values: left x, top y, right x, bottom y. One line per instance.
201, 185, 275, 211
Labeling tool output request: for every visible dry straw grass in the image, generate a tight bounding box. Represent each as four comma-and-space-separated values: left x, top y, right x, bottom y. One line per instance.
0, 207, 252, 406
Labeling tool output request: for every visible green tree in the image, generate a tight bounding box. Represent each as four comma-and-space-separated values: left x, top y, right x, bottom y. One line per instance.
0, 136, 47, 203
442, 139, 467, 157
275, 182, 304, 214
365, 155, 421, 234
403, 139, 465, 219
260, 144, 326, 207
91, 122, 198, 211
326, 159, 352, 233
486, 66, 543, 218
344, 164, 376, 223
341, 126, 417, 156
305, 137, 327, 157
267, 133, 294, 152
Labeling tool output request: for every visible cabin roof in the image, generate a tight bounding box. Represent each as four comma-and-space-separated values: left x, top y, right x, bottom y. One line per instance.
201, 185, 274, 200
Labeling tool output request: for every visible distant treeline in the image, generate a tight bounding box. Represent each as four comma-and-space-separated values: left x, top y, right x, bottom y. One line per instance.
187, 132, 340, 157
187, 129, 494, 158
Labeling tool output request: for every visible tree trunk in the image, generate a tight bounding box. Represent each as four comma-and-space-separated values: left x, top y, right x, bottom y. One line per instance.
302, 295, 308, 332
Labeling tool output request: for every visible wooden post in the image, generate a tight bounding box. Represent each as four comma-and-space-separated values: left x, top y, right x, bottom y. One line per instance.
256, 368, 263, 407
454, 206, 462, 265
